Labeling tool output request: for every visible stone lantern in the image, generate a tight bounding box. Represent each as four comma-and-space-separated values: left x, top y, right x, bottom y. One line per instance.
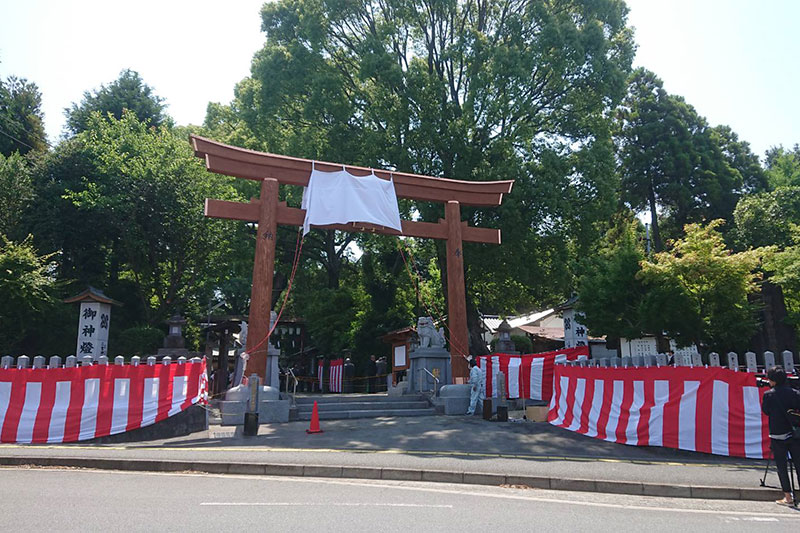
158, 314, 189, 357
63, 286, 121, 361
495, 319, 518, 354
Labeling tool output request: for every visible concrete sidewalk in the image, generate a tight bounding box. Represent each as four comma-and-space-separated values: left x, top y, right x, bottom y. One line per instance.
0, 415, 791, 503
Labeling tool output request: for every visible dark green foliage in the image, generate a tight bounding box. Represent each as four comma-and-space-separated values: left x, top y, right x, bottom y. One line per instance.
24, 111, 246, 354
765, 145, 800, 189
0, 75, 47, 156
511, 334, 532, 354
489, 334, 532, 354
0, 152, 34, 239
207, 0, 636, 354
734, 187, 800, 249
115, 325, 165, 357
638, 221, 762, 351
64, 69, 171, 135
0, 235, 57, 351
617, 69, 763, 251
577, 219, 650, 342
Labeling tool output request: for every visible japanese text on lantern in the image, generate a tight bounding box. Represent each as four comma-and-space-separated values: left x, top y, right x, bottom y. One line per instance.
76, 302, 111, 360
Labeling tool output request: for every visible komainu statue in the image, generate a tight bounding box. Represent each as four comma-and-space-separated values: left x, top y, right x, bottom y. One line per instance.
417, 316, 445, 349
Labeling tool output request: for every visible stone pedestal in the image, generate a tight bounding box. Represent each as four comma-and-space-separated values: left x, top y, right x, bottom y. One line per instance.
408, 347, 451, 393
388, 377, 409, 396
265, 311, 281, 389
439, 384, 472, 415
220, 384, 289, 424
266, 344, 280, 389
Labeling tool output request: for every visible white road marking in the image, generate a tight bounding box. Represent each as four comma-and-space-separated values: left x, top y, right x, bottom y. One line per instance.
200, 502, 452, 508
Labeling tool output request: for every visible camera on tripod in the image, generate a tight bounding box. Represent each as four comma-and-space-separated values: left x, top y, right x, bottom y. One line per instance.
756, 377, 771, 388
755, 374, 800, 389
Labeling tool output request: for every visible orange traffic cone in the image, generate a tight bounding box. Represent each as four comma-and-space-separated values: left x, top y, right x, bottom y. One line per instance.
306, 400, 323, 434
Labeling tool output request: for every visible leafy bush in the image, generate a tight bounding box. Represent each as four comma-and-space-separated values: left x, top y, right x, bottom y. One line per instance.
114, 325, 164, 356
511, 334, 532, 353
490, 334, 533, 354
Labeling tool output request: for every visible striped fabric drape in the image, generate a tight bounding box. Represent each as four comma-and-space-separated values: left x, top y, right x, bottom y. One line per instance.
0, 360, 207, 444
547, 365, 770, 459
478, 347, 589, 401
329, 359, 343, 393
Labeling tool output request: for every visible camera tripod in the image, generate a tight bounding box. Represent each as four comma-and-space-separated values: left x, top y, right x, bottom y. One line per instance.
760, 451, 798, 507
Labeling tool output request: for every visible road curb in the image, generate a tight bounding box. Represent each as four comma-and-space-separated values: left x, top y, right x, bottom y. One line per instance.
0, 455, 782, 502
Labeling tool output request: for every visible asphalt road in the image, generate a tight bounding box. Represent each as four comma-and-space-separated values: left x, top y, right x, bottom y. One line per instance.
1, 467, 798, 532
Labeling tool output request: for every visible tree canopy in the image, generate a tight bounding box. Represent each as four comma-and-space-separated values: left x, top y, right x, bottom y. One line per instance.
0, 235, 57, 350
617, 69, 764, 251
577, 219, 650, 343
638, 220, 762, 351
1, 5, 797, 358
64, 69, 171, 136
0, 151, 34, 239
205, 0, 636, 355
0, 75, 47, 156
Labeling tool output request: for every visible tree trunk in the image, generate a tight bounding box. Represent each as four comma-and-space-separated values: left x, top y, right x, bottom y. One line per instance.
647, 181, 662, 252
749, 280, 797, 354
324, 230, 341, 289
466, 293, 489, 356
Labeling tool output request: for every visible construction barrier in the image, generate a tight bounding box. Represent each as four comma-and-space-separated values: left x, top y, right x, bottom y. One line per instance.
478, 346, 589, 401
547, 364, 770, 459
0, 359, 207, 444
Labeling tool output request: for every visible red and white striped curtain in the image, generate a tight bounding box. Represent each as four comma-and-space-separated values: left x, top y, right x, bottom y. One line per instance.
329, 359, 343, 393
478, 346, 589, 401
548, 365, 770, 459
0, 360, 207, 444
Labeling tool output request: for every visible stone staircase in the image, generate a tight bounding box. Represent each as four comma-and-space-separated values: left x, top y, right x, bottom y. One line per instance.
293, 393, 435, 421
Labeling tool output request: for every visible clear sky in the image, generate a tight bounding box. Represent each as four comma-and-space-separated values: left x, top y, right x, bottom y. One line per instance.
1, 0, 797, 157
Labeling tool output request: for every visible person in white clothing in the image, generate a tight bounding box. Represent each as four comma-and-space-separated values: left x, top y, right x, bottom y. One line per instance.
466, 358, 484, 415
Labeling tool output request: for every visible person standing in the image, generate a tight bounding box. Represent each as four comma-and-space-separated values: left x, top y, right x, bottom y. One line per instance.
366, 354, 377, 393
343, 358, 355, 393
761, 366, 800, 506
466, 358, 484, 415
375, 356, 388, 392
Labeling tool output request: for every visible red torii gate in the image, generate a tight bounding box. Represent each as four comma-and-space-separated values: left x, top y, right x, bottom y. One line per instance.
191, 135, 513, 383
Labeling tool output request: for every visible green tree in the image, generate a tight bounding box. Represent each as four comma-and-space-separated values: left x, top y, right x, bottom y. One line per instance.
577, 219, 650, 342
64, 69, 171, 136
734, 186, 800, 349
0, 75, 47, 155
27, 135, 112, 287
66, 113, 239, 323
617, 69, 760, 251
764, 144, 800, 189
28, 111, 244, 345
0, 235, 57, 352
213, 0, 635, 354
764, 242, 800, 332
733, 187, 800, 249
638, 220, 762, 351
0, 152, 34, 238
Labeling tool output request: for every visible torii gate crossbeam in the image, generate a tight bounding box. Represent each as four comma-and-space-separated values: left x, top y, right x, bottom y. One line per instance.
191, 135, 513, 385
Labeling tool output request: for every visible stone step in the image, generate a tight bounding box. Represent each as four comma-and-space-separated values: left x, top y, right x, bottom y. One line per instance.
295, 395, 426, 405
297, 408, 437, 420
297, 401, 429, 413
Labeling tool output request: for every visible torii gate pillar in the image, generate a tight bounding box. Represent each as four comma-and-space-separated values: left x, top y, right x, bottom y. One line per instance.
247, 178, 279, 387
445, 201, 469, 380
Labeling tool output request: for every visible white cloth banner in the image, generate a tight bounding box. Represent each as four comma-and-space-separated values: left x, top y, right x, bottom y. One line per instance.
301, 167, 403, 236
